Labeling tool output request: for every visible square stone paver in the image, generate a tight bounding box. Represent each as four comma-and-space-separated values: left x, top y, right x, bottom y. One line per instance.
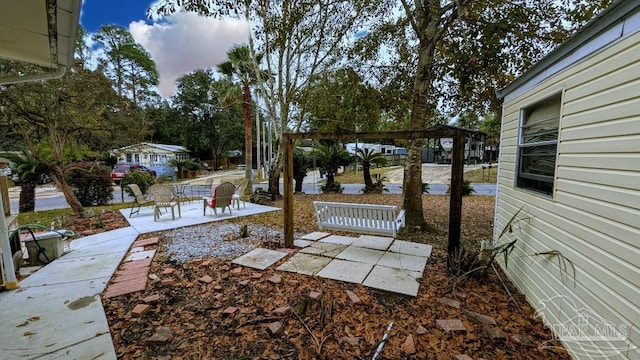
294, 239, 314, 248
377, 252, 428, 273
351, 235, 394, 251
299, 232, 330, 241
336, 246, 385, 265
232, 248, 288, 270
125, 249, 156, 262
388, 240, 433, 257
362, 265, 422, 296
276, 253, 332, 275
300, 242, 347, 258
316, 259, 373, 284
318, 235, 358, 246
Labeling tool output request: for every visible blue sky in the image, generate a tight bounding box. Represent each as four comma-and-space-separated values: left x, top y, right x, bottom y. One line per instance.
81, 0, 153, 32
79, 0, 249, 98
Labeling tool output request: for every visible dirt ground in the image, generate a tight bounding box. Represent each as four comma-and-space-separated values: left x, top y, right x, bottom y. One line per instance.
98, 194, 569, 359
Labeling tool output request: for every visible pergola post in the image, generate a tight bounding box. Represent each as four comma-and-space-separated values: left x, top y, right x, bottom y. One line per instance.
448, 130, 465, 258
283, 135, 295, 248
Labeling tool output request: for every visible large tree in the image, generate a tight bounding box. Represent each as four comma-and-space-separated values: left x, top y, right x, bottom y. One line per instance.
0, 62, 130, 216
153, 0, 383, 199
172, 70, 244, 167
93, 25, 160, 140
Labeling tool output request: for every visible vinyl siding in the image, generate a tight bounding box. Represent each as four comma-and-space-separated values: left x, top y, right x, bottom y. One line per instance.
496, 27, 640, 359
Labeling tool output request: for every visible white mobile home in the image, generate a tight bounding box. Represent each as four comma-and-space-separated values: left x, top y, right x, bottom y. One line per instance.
495, 1, 639, 359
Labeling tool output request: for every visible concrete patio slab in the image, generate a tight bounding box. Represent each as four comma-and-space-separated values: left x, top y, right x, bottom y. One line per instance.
62, 233, 135, 260
21, 252, 126, 289
299, 242, 347, 258
42, 332, 116, 360
316, 259, 373, 284
352, 235, 394, 251
388, 240, 433, 257
0, 280, 113, 359
318, 235, 359, 246
276, 253, 333, 275
69, 226, 139, 251
377, 252, 428, 273
335, 246, 385, 265
294, 239, 314, 248
362, 265, 422, 296
299, 232, 330, 241
232, 248, 288, 270
125, 249, 156, 262
122, 201, 280, 234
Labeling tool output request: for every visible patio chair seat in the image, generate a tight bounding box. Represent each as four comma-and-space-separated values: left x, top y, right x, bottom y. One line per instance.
127, 184, 153, 217
148, 184, 181, 221
203, 182, 235, 217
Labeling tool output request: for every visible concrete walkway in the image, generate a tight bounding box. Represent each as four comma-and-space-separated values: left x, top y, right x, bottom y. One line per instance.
0, 202, 280, 359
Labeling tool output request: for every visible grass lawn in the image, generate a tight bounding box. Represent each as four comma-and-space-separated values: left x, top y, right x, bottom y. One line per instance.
328, 166, 400, 184
463, 166, 498, 183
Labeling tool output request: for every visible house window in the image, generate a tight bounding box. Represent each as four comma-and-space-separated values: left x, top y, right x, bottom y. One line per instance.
126, 154, 132, 163
517, 94, 561, 196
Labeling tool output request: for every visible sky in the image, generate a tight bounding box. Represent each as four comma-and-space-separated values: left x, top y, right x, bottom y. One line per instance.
80, 0, 249, 98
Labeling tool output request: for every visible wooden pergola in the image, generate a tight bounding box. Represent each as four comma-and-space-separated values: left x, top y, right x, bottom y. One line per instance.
282, 125, 470, 255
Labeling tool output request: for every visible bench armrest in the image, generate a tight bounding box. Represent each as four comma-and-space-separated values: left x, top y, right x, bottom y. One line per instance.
396, 209, 406, 229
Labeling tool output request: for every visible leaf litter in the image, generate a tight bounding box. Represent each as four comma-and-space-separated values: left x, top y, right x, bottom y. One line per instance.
101, 194, 570, 359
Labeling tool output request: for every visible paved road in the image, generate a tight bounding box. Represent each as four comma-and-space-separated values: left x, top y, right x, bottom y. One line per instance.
8, 181, 496, 214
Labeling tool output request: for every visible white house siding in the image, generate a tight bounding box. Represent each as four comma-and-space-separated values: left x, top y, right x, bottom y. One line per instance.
496, 25, 640, 359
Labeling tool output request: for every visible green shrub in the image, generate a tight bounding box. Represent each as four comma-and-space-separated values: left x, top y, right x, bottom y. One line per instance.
320, 181, 343, 193
121, 170, 156, 197
422, 182, 430, 194
361, 174, 389, 194
66, 162, 113, 206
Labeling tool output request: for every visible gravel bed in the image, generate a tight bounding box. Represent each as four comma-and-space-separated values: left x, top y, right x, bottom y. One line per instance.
161, 223, 286, 263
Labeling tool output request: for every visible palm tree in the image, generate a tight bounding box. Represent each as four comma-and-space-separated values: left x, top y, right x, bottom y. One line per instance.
217, 45, 269, 195
0, 148, 50, 213
355, 148, 387, 192
311, 143, 353, 193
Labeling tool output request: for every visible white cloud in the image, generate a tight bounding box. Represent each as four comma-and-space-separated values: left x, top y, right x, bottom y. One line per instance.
129, 13, 249, 98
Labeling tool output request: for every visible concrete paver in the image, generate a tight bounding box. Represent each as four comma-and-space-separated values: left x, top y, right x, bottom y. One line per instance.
376, 251, 428, 274
299, 242, 347, 258
318, 235, 359, 246
232, 248, 287, 270
362, 265, 422, 296
388, 240, 433, 257
125, 249, 156, 262
276, 253, 332, 276
299, 232, 330, 241
293, 239, 314, 248
316, 259, 373, 284
351, 235, 394, 251
335, 246, 385, 265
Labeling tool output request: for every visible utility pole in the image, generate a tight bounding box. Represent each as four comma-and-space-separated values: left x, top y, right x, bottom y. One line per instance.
256, 109, 261, 180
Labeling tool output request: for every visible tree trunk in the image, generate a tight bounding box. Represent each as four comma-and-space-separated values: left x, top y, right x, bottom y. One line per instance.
242, 84, 253, 196
19, 178, 37, 213
294, 176, 304, 192
50, 167, 85, 216
363, 163, 373, 189
267, 141, 283, 198
401, 2, 441, 231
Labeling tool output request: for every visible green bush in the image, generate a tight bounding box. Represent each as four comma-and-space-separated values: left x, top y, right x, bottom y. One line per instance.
361, 174, 389, 194
320, 181, 343, 193
422, 182, 430, 194
121, 170, 156, 197
66, 162, 114, 206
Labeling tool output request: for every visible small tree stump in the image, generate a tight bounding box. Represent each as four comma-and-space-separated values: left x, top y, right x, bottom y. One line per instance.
240, 224, 249, 238
295, 290, 322, 316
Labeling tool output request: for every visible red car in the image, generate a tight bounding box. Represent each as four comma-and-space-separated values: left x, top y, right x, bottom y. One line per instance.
110, 164, 156, 184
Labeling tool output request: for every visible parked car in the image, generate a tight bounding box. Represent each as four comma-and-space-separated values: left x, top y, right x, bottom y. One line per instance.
110, 164, 157, 185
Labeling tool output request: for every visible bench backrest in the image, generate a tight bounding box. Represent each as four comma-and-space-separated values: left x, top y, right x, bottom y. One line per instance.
313, 201, 403, 236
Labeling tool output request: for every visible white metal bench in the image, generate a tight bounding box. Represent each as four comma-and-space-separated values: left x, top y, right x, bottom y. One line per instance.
313, 201, 406, 238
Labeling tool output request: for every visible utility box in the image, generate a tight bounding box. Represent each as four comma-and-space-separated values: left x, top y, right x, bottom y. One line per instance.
23, 231, 64, 266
